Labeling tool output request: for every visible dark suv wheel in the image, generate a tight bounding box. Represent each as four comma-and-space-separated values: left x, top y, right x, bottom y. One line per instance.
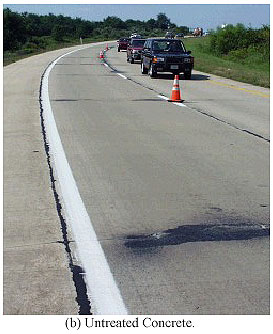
184, 71, 192, 80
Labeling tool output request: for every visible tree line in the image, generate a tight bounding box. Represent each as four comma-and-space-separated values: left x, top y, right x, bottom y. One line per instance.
4, 8, 189, 51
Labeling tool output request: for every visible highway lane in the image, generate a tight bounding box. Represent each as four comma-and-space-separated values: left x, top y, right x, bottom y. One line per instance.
107, 47, 269, 141
48, 43, 269, 314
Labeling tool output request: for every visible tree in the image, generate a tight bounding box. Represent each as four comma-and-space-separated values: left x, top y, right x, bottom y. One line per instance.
156, 12, 171, 30
103, 16, 127, 30
3, 8, 27, 50
146, 18, 156, 30
52, 24, 66, 41
176, 25, 189, 35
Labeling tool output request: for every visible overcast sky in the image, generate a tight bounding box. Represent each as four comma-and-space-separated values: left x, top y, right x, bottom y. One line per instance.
3, 3, 270, 31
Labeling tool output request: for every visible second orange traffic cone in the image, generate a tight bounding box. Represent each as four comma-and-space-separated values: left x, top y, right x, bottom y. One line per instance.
168, 75, 183, 103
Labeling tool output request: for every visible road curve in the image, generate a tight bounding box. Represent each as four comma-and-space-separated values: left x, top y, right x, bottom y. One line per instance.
47, 43, 269, 314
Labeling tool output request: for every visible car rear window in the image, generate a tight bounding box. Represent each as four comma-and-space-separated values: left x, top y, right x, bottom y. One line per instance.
132, 40, 146, 47
119, 38, 129, 42
152, 40, 185, 52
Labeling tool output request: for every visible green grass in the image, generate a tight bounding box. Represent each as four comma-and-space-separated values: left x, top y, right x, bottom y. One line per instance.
183, 36, 269, 88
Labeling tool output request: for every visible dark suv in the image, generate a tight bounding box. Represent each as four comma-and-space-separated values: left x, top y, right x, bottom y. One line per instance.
127, 39, 146, 63
117, 38, 130, 52
141, 38, 194, 79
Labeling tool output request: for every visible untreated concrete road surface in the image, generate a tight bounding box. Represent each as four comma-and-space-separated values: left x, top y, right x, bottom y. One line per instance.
3, 42, 269, 315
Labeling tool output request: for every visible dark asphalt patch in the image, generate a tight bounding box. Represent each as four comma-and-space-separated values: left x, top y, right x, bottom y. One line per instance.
125, 223, 269, 249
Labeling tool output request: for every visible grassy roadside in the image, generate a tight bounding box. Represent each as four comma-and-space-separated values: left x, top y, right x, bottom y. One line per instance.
3, 36, 105, 66
183, 36, 270, 88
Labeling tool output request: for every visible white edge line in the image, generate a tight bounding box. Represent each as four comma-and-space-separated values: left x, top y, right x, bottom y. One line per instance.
41, 45, 128, 315
157, 95, 187, 107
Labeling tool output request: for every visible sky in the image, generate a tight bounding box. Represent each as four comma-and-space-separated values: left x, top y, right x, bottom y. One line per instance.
3, 2, 270, 31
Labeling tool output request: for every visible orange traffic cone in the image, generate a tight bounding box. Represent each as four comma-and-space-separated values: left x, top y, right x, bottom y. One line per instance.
99, 50, 104, 59
168, 75, 183, 102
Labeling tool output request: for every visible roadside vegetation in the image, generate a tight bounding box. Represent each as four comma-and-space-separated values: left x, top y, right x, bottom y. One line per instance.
3, 8, 188, 66
183, 24, 269, 87
4, 8, 270, 87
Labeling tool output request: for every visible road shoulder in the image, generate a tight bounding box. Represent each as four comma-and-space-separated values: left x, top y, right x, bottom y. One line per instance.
3, 46, 89, 314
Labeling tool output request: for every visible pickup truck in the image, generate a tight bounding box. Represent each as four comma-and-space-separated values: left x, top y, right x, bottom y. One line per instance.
140, 38, 194, 79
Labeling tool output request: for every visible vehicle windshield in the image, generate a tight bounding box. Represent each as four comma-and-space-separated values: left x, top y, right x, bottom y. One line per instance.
132, 40, 145, 48
119, 38, 129, 42
152, 40, 185, 52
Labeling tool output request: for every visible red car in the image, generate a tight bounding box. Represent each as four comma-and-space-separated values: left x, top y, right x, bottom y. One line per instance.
126, 39, 146, 64
117, 38, 130, 52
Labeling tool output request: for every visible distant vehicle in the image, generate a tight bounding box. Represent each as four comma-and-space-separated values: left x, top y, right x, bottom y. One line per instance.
127, 39, 146, 64
131, 34, 142, 39
140, 38, 194, 79
165, 32, 175, 39
193, 27, 203, 37
203, 32, 211, 36
117, 38, 130, 52
175, 33, 184, 38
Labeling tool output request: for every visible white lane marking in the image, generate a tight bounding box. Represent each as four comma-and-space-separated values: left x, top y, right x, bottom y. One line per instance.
103, 63, 127, 80
157, 95, 188, 107
41, 46, 128, 315
173, 101, 188, 107
116, 72, 128, 80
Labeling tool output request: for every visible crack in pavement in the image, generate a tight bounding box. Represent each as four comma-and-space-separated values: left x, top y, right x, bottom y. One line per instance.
39, 63, 92, 315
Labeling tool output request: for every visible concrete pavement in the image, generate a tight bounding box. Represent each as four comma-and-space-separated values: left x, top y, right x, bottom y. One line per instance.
48, 44, 269, 314
3, 42, 270, 314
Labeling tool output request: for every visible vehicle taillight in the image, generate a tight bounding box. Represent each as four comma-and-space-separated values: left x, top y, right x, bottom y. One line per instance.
152, 57, 157, 64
